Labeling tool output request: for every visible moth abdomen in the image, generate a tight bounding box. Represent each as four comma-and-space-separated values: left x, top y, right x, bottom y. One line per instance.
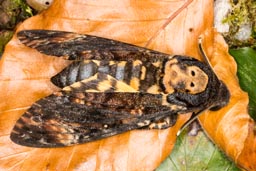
51, 58, 166, 93
51, 60, 99, 88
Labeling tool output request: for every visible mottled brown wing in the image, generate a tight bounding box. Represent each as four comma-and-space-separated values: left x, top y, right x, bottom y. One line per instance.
17, 30, 170, 61
10, 90, 178, 148
10, 74, 178, 148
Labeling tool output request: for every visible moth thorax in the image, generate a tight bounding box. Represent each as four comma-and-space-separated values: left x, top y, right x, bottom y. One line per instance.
163, 59, 209, 94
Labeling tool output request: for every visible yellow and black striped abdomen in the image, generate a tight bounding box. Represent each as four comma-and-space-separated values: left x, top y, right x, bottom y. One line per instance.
51, 59, 165, 93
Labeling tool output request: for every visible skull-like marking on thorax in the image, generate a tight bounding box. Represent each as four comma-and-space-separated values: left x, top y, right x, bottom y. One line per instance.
163, 58, 208, 94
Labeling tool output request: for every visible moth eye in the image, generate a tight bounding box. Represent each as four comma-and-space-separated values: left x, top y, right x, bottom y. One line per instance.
185, 89, 190, 93
191, 70, 195, 76
190, 82, 195, 87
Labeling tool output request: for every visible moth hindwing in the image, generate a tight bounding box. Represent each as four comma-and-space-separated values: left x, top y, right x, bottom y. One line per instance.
10, 30, 230, 148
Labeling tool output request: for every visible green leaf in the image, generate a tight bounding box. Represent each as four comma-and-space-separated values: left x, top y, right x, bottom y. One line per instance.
156, 130, 240, 171
0, 31, 13, 56
0, 0, 33, 29
229, 47, 256, 120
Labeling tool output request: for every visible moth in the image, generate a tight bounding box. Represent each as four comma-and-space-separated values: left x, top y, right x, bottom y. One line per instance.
10, 30, 230, 148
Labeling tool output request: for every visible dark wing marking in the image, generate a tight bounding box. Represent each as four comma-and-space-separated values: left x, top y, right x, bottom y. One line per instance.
10, 74, 179, 147
10, 91, 177, 148
17, 30, 171, 61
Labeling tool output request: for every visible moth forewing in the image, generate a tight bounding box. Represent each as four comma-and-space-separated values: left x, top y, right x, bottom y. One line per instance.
10, 30, 230, 148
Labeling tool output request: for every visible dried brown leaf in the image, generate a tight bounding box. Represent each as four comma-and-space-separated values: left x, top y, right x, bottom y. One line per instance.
199, 29, 256, 171
0, 0, 217, 170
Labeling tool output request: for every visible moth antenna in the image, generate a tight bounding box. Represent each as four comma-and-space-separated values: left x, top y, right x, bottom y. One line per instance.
198, 37, 219, 79
176, 109, 205, 136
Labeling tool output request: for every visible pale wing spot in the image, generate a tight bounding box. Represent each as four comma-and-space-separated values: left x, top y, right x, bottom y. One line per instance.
148, 118, 171, 129
53, 92, 64, 97
73, 98, 85, 104
117, 61, 127, 67
140, 66, 146, 80
56, 134, 79, 145
137, 120, 151, 127
133, 60, 142, 66
169, 104, 186, 110
83, 135, 90, 139
97, 80, 115, 91
85, 89, 100, 92
109, 61, 115, 65
129, 77, 140, 90
81, 50, 92, 55
152, 61, 161, 67
82, 60, 91, 64
130, 108, 143, 115
92, 60, 101, 66
146, 85, 161, 94
70, 82, 82, 88
115, 81, 137, 92
168, 55, 175, 59
149, 123, 157, 129
38, 138, 52, 145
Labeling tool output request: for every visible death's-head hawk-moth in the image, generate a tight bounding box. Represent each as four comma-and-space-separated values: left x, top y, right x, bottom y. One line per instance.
10, 30, 230, 148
